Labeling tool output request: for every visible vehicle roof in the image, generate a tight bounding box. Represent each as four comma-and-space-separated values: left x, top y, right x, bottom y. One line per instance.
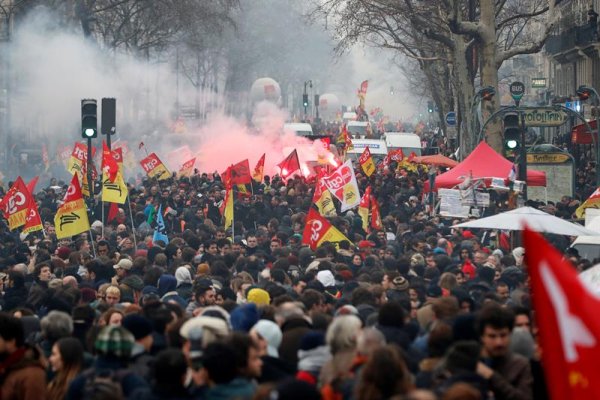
347, 121, 369, 127
284, 123, 313, 130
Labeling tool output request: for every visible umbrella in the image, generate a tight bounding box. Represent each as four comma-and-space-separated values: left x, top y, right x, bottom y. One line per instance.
452, 206, 600, 236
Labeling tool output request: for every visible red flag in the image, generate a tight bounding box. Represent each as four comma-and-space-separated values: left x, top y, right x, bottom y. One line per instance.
107, 202, 119, 222
278, 149, 300, 181
252, 154, 266, 183
23, 193, 43, 234
524, 227, 600, 399
102, 141, 119, 183
26, 176, 39, 196
370, 196, 383, 231
228, 159, 252, 185
1, 177, 30, 230
407, 151, 417, 162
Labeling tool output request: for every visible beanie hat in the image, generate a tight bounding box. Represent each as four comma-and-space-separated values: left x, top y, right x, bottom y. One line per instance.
253, 319, 282, 357
392, 276, 409, 291
94, 325, 135, 359
56, 247, 71, 260
122, 275, 144, 291
299, 331, 326, 351
122, 314, 153, 340
247, 288, 271, 306
316, 270, 336, 288
230, 303, 260, 332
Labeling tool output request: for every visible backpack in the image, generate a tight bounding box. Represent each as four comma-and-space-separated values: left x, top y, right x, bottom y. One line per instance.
82, 369, 130, 400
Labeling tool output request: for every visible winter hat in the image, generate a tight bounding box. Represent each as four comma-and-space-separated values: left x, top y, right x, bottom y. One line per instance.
299, 331, 326, 351
196, 263, 210, 276
510, 327, 535, 359
253, 319, 282, 357
179, 316, 230, 348
392, 276, 409, 291
94, 325, 135, 359
247, 288, 271, 306
122, 275, 144, 292
199, 306, 231, 328
334, 305, 359, 317
122, 314, 153, 340
56, 247, 71, 260
358, 240, 376, 249
230, 303, 260, 332
175, 266, 192, 287
316, 270, 336, 288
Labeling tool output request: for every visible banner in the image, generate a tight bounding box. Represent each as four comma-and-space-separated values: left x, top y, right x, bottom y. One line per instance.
302, 208, 352, 250
54, 174, 90, 239
102, 171, 128, 204
322, 159, 360, 212
224, 159, 252, 186
111, 147, 124, 173
140, 153, 171, 180
23, 193, 43, 234
179, 157, 196, 177
524, 227, 600, 399
312, 175, 336, 217
252, 154, 266, 183
358, 146, 376, 177
370, 196, 383, 231
1, 177, 30, 230
67, 142, 96, 176
101, 141, 118, 183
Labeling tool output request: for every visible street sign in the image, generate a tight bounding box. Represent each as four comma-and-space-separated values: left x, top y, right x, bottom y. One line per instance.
445, 112, 456, 126
522, 107, 569, 127
531, 78, 547, 88
510, 81, 525, 103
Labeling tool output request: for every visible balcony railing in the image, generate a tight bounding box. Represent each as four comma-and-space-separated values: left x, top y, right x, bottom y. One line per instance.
545, 24, 597, 55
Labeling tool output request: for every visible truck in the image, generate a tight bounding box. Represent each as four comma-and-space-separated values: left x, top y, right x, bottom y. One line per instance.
383, 132, 422, 156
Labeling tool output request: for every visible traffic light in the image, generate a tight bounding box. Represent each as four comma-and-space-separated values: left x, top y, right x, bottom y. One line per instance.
101, 98, 116, 135
503, 112, 520, 151
81, 99, 97, 138
303, 94, 309, 108
427, 101, 434, 113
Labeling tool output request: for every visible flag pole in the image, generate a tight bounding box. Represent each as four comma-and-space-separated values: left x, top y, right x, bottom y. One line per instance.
88, 228, 97, 258
231, 190, 235, 239
126, 196, 138, 251
101, 200, 105, 238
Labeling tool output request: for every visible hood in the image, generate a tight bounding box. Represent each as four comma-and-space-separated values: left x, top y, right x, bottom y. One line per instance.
157, 274, 177, 297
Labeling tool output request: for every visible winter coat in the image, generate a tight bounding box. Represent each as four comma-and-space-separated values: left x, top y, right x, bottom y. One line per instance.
0, 345, 47, 400
279, 317, 312, 367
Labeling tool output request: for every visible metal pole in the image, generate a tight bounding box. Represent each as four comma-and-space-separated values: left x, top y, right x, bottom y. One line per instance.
303, 82, 307, 119
519, 111, 527, 200
86, 137, 93, 202
596, 94, 600, 187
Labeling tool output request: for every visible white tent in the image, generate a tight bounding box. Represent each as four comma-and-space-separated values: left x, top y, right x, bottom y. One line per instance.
452, 207, 599, 236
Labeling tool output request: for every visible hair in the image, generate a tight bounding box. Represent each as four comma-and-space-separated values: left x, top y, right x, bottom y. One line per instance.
0, 312, 25, 347
326, 315, 362, 354
477, 303, 515, 335
41, 310, 74, 341
439, 272, 458, 291
225, 332, 259, 377
47, 337, 84, 400
101, 308, 124, 326
105, 286, 121, 300
355, 345, 412, 399
427, 322, 454, 358
300, 289, 325, 311
202, 341, 239, 384
151, 349, 188, 391
442, 382, 482, 400
378, 302, 406, 328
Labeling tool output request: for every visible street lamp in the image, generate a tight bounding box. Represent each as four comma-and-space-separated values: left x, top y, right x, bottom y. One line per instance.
576, 85, 600, 186
470, 86, 496, 154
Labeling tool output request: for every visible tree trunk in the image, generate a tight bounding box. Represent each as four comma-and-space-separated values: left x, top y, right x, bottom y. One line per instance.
452, 37, 476, 158
479, 0, 502, 153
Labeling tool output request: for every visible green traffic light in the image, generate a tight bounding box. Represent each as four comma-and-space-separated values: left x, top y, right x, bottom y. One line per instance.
506, 139, 518, 149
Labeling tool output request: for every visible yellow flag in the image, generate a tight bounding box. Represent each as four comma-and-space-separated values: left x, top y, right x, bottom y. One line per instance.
220, 188, 234, 230
54, 174, 90, 239
359, 146, 376, 177
102, 171, 128, 204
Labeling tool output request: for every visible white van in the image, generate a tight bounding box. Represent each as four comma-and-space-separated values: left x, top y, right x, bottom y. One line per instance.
569, 209, 600, 261
342, 112, 357, 123
347, 139, 388, 164
383, 132, 422, 156
347, 121, 372, 138
283, 123, 314, 137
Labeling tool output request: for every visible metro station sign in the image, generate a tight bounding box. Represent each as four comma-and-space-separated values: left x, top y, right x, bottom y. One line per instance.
522, 108, 569, 127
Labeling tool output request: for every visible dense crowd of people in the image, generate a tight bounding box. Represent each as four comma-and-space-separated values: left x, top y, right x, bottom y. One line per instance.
0, 152, 588, 400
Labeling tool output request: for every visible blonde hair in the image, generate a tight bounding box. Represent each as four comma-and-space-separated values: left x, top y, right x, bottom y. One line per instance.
105, 285, 121, 298
326, 315, 362, 354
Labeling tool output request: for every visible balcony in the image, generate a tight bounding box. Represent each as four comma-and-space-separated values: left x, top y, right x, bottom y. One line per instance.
545, 24, 599, 62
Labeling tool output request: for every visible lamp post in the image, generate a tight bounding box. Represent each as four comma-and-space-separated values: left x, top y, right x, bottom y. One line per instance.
576, 85, 600, 186
470, 86, 496, 156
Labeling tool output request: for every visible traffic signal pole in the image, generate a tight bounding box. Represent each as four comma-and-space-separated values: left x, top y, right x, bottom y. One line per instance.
86, 137, 93, 200
519, 112, 527, 200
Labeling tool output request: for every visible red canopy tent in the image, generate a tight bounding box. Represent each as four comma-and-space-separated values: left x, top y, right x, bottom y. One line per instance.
424, 142, 547, 191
